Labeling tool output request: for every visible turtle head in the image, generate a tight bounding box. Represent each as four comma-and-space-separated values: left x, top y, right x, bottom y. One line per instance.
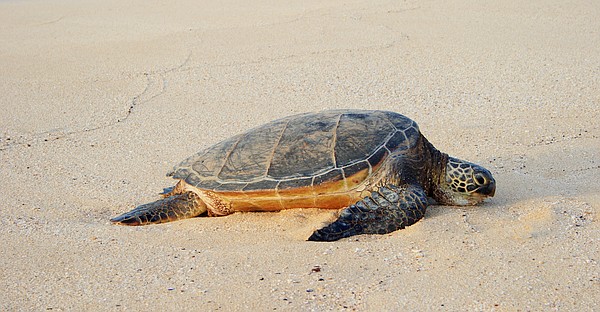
433, 157, 496, 206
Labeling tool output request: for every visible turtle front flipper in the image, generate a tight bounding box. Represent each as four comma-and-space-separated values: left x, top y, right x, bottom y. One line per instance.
308, 185, 428, 241
111, 192, 207, 225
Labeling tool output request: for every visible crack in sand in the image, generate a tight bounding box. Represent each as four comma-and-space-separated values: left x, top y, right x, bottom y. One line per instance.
1, 39, 402, 152
0, 32, 400, 151
0, 39, 401, 151
177, 40, 400, 74
33, 15, 67, 27
0, 52, 192, 151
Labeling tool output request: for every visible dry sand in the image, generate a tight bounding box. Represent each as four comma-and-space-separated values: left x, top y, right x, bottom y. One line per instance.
1, 0, 598, 310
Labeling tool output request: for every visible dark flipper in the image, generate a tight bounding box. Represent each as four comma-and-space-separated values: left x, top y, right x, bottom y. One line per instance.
111, 192, 207, 225
308, 184, 428, 241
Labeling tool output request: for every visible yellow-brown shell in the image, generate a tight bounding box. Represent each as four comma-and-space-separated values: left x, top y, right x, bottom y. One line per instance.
168, 110, 421, 212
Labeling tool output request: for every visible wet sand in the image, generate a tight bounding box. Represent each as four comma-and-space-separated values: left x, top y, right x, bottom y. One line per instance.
1, 0, 598, 310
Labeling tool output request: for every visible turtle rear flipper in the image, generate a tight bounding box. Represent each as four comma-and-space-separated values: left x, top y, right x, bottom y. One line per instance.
308, 185, 428, 241
111, 192, 207, 225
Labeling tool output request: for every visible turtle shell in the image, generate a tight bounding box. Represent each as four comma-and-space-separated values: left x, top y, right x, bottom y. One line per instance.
169, 110, 421, 211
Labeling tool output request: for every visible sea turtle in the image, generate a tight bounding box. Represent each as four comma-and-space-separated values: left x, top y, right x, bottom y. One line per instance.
111, 110, 495, 241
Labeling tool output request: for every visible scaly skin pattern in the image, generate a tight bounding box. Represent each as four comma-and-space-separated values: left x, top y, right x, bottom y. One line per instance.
110, 192, 206, 225
308, 184, 427, 241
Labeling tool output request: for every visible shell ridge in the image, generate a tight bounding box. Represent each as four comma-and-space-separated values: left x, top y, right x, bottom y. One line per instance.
264, 118, 291, 179
331, 112, 344, 168
382, 111, 400, 131
266, 111, 338, 179
215, 133, 244, 180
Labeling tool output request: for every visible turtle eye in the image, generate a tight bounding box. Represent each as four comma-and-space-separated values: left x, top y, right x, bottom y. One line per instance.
474, 172, 487, 185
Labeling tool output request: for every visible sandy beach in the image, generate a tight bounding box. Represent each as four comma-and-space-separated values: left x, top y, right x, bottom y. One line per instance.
1, 0, 598, 310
